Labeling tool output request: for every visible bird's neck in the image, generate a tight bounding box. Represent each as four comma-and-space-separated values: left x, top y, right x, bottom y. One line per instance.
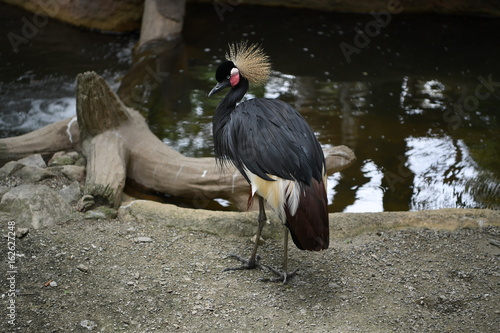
217, 78, 249, 113
212, 79, 248, 159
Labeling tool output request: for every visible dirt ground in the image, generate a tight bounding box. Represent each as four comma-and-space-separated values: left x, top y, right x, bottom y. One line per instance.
1, 200, 499, 332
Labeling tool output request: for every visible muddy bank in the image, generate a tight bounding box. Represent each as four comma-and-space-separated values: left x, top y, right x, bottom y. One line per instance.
1, 202, 499, 332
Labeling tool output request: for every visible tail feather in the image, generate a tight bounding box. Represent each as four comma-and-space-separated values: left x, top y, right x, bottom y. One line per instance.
285, 178, 329, 251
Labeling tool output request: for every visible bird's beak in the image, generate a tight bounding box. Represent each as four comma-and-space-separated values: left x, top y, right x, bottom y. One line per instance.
208, 80, 231, 97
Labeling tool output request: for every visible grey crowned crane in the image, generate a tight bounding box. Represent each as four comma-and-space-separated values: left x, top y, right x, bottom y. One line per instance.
208, 41, 329, 282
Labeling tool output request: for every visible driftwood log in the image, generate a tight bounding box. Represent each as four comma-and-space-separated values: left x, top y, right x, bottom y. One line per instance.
139, 0, 186, 47
0, 71, 356, 210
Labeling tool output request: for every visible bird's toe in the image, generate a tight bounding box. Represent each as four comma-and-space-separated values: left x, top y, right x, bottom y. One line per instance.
223, 254, 261, 271
259, 265, 299, 284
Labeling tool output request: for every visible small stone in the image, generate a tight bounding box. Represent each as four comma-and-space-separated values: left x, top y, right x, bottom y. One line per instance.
48, 151, 76, 166
75, 155, 87, 167
18, 154, 47, 168
84, 206, 117, 220
251, 235, 265, 245
84, 210, 106, 219
59, 165, 86, 182
80, 319, 97, 330
16, 228, 29, 238
66, 151, 81, 160
77, 264, 89, 272
134, 236, 154, 243
95, 206, 117, 219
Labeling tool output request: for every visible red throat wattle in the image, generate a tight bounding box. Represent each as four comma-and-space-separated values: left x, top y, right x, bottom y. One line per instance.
230, 69, 240, 87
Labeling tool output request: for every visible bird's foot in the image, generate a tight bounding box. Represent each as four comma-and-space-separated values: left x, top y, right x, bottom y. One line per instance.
223, 254, 262, 272
259, 264, 299, 284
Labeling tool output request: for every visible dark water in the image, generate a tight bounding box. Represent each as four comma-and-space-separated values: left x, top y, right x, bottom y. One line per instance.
1, 3, 499, 212
0, 3, 135, 136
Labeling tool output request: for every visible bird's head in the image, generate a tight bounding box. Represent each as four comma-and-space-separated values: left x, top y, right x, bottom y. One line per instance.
208, 41, 271, 97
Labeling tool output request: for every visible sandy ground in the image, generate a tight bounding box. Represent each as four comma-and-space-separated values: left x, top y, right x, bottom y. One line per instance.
1, 200, 499, 332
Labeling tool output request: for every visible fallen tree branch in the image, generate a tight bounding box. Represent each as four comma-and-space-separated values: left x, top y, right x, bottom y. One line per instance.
0, 71, 356, 210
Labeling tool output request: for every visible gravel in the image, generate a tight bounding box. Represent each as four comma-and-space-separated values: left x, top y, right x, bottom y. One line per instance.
1, 154, 499, 332
1, 214, 499, 332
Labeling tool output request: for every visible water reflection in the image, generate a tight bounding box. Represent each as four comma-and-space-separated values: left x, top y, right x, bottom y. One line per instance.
343, 160, 385, 213
406, 136, 479, 210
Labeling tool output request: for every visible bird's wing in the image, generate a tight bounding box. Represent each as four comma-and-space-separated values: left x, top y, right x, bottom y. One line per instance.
226, 98, 325, 186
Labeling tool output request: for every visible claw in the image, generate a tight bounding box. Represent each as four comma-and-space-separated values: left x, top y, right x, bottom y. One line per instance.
223, 254, 262, 271
259, 264, 299, 283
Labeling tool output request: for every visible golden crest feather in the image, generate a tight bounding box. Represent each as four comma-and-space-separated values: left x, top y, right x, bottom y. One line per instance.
225, 41, 271, 86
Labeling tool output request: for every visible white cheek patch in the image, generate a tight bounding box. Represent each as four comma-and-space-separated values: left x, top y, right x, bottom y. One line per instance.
230, 67, 240, 87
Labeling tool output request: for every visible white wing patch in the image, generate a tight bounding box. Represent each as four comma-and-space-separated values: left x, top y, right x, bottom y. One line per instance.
243, 167, 302, 223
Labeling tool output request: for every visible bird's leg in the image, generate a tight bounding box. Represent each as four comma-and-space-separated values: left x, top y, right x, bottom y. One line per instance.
223, 196, 267, 271
260, 226, 299, 283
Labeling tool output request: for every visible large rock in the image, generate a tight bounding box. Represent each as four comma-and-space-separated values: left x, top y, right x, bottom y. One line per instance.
197, 0, 500, 16
58, 181, 83, 204
119, 199, 500, 240
58, 165, 86, 182
0, 161, 24, 179
118, 199, 283, 239
17, 153, 47, 168
0, 184, 72, 229
5, 0, 500, 34
4, 0, 144, 32
15, 165, 55, 183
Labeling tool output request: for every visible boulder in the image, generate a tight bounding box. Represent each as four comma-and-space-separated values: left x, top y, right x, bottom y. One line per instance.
3, 0, 144, 32
59, 181, 83, 204
17, 154, 47, 168
0, 161, 24, 179
58, 165, 86, 182
0, 185, 72, 229
0, 186, 9, 200
48, 151, 77, 167
15, 165, 55, 183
